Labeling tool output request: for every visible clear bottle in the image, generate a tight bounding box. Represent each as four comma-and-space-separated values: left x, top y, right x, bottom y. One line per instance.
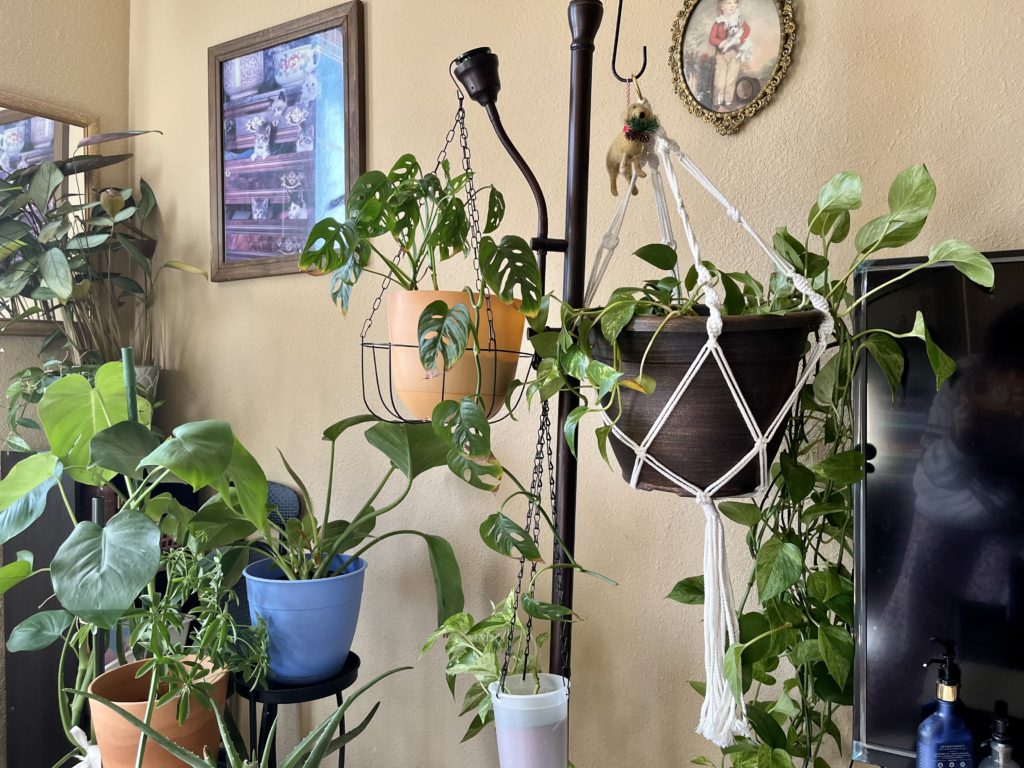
979, 701, 1020, 768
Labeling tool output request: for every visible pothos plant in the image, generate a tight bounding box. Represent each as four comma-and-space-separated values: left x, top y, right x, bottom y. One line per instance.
640, 166, 989, 768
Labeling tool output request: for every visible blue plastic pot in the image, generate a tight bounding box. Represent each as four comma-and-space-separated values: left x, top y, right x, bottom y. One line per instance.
243, 555, 367, 684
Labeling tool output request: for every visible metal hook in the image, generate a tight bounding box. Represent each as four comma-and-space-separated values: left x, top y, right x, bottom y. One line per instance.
611, 0, 647, 83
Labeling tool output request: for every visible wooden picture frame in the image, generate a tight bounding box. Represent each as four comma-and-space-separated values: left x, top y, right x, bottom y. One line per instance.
670, 0, 796, 135
208, 2, 365, 281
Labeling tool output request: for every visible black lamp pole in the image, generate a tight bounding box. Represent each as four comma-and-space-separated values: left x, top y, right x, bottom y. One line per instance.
455, 0, 604, 680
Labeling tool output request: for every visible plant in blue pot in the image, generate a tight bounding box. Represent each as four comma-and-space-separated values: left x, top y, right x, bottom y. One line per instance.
198, 414, 465, 685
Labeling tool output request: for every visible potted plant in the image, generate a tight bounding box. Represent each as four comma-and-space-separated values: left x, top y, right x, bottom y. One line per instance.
1, 130, 205, 448
0, 361, 268, 766
78, 666, 409, 767
298, 154, 540, 419
647, 166, 991, 766
216, 413, 465, 684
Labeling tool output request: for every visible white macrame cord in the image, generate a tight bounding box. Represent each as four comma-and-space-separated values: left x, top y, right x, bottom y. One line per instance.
586, 103, 834, 748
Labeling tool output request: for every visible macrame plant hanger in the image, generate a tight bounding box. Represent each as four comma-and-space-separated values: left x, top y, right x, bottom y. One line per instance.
586, 86, 834, 746
357, 81, 529, 424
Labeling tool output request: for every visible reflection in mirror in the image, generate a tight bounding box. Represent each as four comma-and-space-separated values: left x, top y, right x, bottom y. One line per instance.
0, 93, 96, 328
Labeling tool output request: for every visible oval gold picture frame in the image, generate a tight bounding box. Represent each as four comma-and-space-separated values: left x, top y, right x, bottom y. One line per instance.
670, 0, 796, 135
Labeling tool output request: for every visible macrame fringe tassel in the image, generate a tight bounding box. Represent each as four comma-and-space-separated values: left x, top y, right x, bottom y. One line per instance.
697, 499, 751, 748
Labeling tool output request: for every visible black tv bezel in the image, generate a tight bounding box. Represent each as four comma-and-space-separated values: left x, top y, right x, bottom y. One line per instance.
851, 250, 1023, 768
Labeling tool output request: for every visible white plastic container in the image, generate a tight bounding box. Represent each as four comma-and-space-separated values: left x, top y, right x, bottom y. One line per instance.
488, 673, 569, 768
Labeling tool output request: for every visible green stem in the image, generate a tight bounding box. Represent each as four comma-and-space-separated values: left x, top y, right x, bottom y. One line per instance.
133, 665, 160, 768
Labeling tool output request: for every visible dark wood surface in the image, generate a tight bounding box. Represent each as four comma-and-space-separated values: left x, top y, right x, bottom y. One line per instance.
208, 2, 365, 282
593, 310, 823, 497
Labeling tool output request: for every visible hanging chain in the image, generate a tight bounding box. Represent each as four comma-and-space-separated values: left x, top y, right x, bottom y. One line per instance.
455, 103, 497, 350
360, 96, 464, 341
499, 400, 552, 690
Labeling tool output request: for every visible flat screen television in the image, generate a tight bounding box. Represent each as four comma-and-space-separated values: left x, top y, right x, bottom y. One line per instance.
853, 251, 1024, 767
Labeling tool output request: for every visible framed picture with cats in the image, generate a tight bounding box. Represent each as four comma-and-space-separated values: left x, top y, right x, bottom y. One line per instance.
208, 2, 364, 280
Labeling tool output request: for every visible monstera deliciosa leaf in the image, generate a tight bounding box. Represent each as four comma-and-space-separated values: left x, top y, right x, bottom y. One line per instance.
0, 453, 62, 544
38, 362, 153, 485
51, 508, 161, 627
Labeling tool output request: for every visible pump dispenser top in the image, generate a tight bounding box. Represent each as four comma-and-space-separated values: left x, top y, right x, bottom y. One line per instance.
923, 638, 962, 703
979, 701, 1020, 768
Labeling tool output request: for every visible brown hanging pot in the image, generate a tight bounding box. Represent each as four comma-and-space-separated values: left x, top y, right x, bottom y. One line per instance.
591, 309, 824, 497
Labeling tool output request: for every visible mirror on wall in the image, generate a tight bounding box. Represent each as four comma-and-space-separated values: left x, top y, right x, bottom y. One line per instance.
0, 91, 97, 332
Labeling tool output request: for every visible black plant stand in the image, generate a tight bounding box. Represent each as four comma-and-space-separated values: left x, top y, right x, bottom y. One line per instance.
233, 653, 360, 768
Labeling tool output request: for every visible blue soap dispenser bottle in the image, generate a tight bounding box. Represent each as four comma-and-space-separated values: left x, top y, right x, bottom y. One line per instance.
917, 639, 974, 768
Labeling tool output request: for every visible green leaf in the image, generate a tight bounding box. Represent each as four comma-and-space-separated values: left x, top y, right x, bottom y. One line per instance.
38, 247, 72, 301
417, 300, 472, 371
367, 421, 448, 480
214, 438, 269, 530
719, 501, 761, 528
188, 498, 256, 551
887, 164, 936, 222
78, 130, 162, 148
528, 330, 559, 359
0, 453, 62, 544
0, 552, 33, 596
348, 170, 391, 237
854, 213, 925, 254
484, 187, 505, 234
585, 359, 621, 399
779, 453, 815, 503
479, 235, 542, 317
90, 421, 161, 479
738, 611, 772, 662
755, 537, 803, 602
521, 594, 573, 622
323, 414, 380, 442
423, 534, 465, 624
139, 420, 234, 490
446, 451, 502, 492
600, 299, 636, 343
818, 624, 854, 689
927, 240, 994, 288
66, 233, 110, 250
666, 575, 704, 605
748, 706, 788, 751
7, 609, 73, 652
815, 171, 862, 214
160, 260, 207, 277
813, 450, 865, 487
38, 362, 153, 485
722, 643, 744, 703
633, 243, 678, 270
755, 745, 793, 768
480, 512, 542, 561
790, 638, 823, 668
51, 509, 161, 627
895, 311, 956, 390
28, 161, 63, 209
864, 333, 904, 397
563, 405, 588, 456
431, 398, 490, 457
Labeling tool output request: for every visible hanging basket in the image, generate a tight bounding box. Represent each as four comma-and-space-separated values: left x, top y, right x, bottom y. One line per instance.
379, 289, 527, 420
592, 309, 823, 497
489, 674, 570, 768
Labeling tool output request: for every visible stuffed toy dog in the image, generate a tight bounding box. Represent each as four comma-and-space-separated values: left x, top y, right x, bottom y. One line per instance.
606, 101, 658, 196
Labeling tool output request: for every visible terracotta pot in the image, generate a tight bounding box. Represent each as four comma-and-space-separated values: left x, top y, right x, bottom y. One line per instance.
592, 310, 824, 497
88, 658, 228, 768
386, 290, 525, 420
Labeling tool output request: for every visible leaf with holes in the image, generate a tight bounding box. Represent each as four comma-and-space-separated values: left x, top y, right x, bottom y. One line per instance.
417, 300, 472, 371
479, 235, 541, 317
429, 197, 469, 259
446, 451, 502, 492
480, 512, 542, 562
387, 154, 421, 185
432, 398, 490, 457
51, 509, 161, 627
348, 171, 391, 237
484, 187, 505, 234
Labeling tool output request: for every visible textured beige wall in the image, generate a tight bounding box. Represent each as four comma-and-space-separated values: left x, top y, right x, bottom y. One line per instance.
127, 0, 1024, 765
